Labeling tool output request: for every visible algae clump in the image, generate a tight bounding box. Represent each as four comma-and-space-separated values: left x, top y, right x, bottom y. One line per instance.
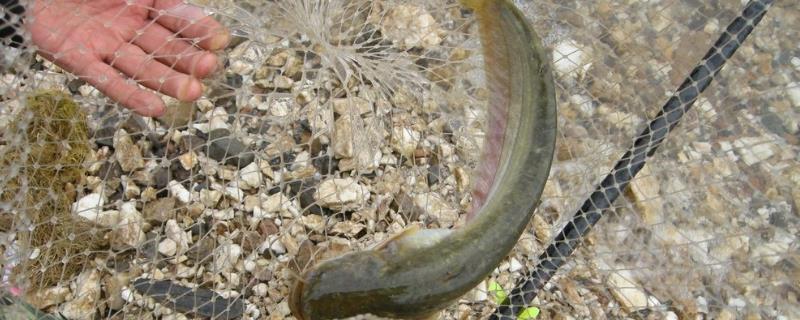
0, 90, 107, 291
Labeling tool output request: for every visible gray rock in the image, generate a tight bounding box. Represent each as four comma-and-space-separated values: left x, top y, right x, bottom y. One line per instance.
207, 128, 255, 168
132, 279, 244, 320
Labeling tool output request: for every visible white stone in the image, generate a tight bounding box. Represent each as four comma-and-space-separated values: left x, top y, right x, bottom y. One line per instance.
168, 180, 192, 204
59, 269, 102, 320
238, 162, 263, 190
300, 214, 326, 233
259, 235, 286, 255
470, 281, 488, 302
158, 238, 178, 256
213, 243, 242, 272
253, 283, 268, 297
175, 264, 196, 279
607, 270, 651, 313
508, 258, 523, 273
111, 202, 146, 250
224, 185, 245, 202
786, 82, 800, 108
114, 129, 145, 172
391, 125, 421, 157
315, 178, 370, 211
165, 219, 191, 256
733, 136, 775, 166
211, 208, 235, 220
72, 193, 105, 221
270, 97, 292, 116
122, 176, 141, 200
207, 107, 230, 131
199, 189, 222, 207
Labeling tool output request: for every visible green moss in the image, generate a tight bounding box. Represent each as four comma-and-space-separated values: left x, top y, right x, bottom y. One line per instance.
0, 90, 107, 290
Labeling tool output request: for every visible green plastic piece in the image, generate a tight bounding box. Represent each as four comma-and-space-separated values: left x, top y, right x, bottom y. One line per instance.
519, 307, 540, 319
488, 280, 507, 304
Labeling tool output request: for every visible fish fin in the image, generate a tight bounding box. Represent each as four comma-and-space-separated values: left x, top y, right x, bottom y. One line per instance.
373, 224, 452, 254
371, 223, 422, 250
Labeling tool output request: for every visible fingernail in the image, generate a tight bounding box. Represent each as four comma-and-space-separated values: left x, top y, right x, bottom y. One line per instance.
197, 53, 218, 77
209, 30, 231, 51
180, 79, 203, 102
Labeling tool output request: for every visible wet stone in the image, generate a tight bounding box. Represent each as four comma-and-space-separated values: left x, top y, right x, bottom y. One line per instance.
132, 279, 244, 320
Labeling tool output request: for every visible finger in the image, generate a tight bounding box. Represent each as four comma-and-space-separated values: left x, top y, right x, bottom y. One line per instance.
132, 22, 219, 78
78, 60, 166, 117
151, 0, 230, 51
107, 42, 204, 103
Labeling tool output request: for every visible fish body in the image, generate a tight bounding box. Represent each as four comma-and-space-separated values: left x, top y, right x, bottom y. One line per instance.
289, 0, 557, 318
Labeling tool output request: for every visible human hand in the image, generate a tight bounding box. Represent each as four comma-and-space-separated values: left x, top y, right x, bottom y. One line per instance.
28, 0, 230, 117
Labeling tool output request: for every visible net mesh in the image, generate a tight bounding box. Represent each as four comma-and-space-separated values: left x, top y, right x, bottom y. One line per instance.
0, 0, 797, 319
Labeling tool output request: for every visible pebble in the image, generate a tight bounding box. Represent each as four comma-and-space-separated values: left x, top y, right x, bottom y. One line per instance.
207, 107, 230, 131
332, 97, 373, 116
143, 197, 176, 223
72, 193, 105, 221
223, 185, 245, 202
165, 219, 191, 256
158, 238, 178, 257
300, 214, 326, 233
253, 283, 268, 297
59, 269, 102, 320
330, 220, 365, 236
508, 258, 523, 273
532, 214, 551, 243
413, 192, 459, 228
25, 286, 70, 309
380, 5, 442, 49
627, 165, 665, 225
200, 189, 223, 207
786, 82, 800, 107
113, 129, 145, 172
391, 125, 421, 158
207, 128, 255, 168
213, 243, 242, 272
122, 176, 141, 200
315, 178, 370, 211
606, 269, 651, 313
238, 161, 263, 190
733, 136, 776, 166
168, 180, 192, 204
333, 115, 356, 158
178, 151, 198, 170
132, 279, 244, 320
111, 202, 147, 250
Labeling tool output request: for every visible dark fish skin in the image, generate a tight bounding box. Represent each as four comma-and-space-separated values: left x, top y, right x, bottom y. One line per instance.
290, 0, 557, 318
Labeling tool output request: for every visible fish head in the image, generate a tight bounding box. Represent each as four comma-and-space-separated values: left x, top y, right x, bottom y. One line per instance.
289, 250, 389, 320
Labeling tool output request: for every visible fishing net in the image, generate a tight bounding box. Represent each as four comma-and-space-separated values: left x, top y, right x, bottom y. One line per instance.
0, 0, 796, 319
